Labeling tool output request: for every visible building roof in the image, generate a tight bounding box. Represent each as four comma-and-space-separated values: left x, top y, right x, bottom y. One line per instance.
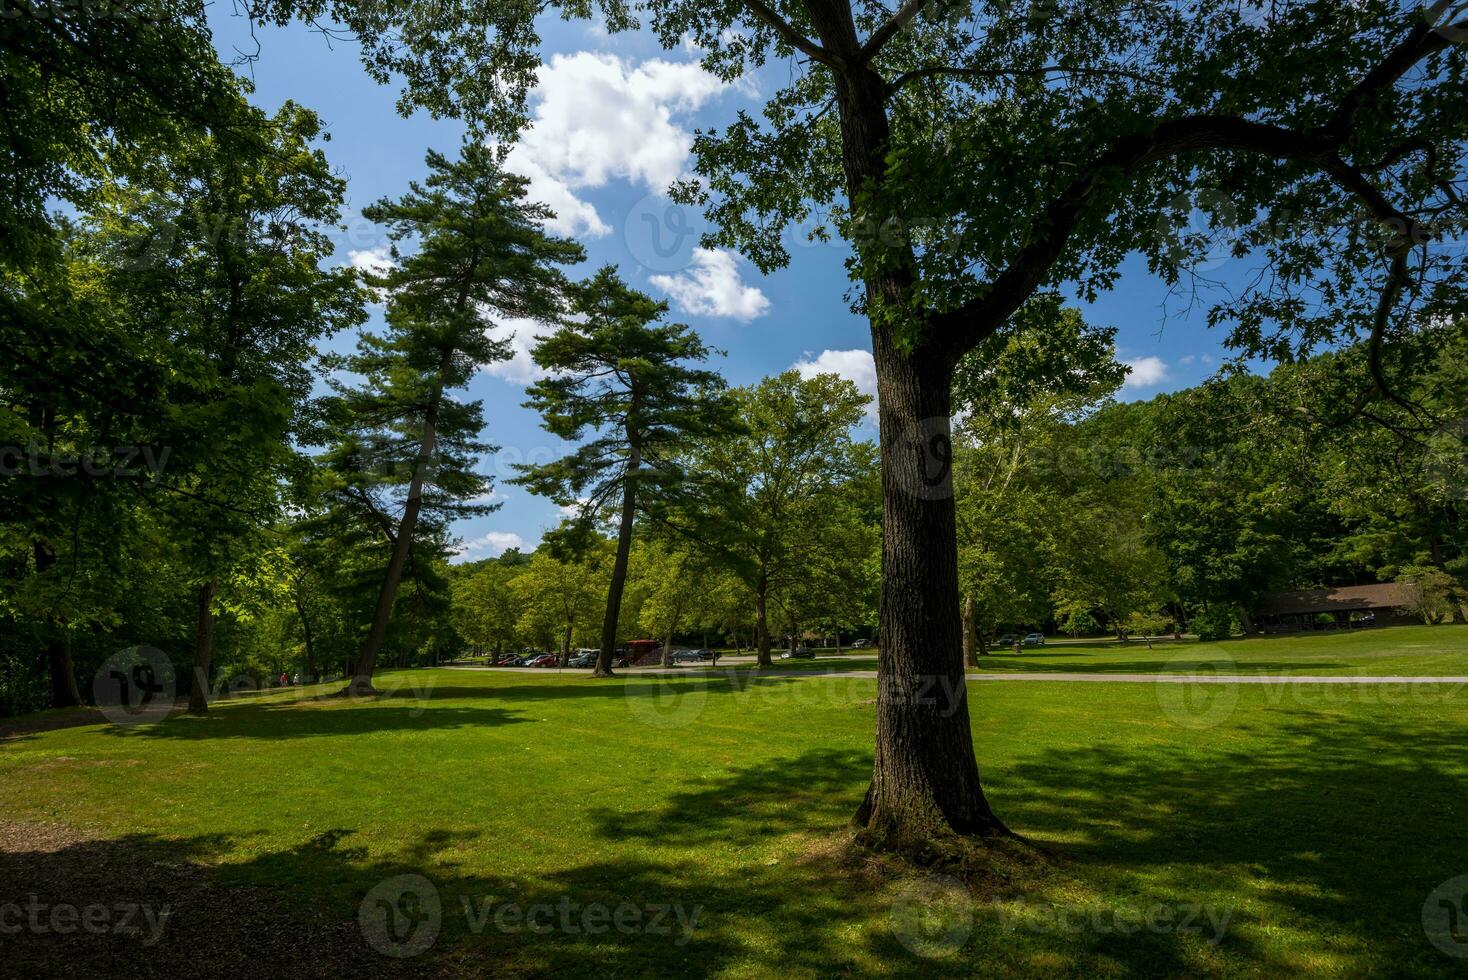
1256, 583, 1414, 617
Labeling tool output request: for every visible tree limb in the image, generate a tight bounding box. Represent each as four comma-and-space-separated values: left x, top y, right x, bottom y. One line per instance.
740, 0, 838, 68
861, 0, 934, 63
886, 64, 1158, 98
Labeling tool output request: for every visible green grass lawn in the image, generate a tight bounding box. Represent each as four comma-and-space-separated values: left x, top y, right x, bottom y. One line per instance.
3, 651, 1467, 976
972, 624, 1468, 675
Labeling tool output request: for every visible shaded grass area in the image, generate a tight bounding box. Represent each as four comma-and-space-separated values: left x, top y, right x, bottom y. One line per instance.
2, 666, 1466, 976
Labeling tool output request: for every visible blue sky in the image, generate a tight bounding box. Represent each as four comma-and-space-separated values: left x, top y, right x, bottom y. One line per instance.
207, 10, 1234, 560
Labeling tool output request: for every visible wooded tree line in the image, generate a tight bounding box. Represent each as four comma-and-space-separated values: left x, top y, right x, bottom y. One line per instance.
2, 0, 1465, 855
0, 102, 882, 715
951, 315, 1468, 653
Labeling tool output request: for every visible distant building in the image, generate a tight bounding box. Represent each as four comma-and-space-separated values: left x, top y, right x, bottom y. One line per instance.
1255, 583, 1419, 631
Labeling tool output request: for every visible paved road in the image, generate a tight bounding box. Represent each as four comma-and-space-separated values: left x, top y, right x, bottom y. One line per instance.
444, 665, 1468, 684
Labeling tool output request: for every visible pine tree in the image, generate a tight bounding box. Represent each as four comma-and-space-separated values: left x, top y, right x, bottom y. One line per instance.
329, 142, 583, 695
513, 267, 735, 676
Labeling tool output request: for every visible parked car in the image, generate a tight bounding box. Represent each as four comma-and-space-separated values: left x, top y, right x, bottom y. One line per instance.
996, 635, 1017, 647
694, 648, 715, 661
780, 646, 815, 660
569, 653, 597, 668
1023, 633, 1046, 647
530, 654, 559, 667
851, 639, 872, 648
671, 649, 703, 664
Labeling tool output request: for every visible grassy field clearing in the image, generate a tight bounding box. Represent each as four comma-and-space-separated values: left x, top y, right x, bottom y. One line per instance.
742, 625, 1468, 676
4, 648, 1467, 977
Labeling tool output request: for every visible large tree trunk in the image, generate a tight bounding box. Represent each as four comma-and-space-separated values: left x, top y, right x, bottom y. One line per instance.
187, 580, 216, 715
294, 590, 318, 679
343, 371, 444, 696
47, 634, 81, 710
596, 442, 640, 677
33, 542, 81, 708
800, 2, 1004, 849
754, 570, 773, 668
962, 595, 980, 668
852, 340, 1007, 850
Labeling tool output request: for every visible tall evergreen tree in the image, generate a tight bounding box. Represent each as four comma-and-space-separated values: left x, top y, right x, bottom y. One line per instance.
513, 267, 734, 676
329, 143, 582, 695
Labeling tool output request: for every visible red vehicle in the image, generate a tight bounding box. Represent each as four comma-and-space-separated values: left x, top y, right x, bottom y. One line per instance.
622, 640, 661, 667
527, 654, 559, 668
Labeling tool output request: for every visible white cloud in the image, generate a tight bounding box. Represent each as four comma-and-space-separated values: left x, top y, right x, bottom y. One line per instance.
1122, 356, 1170, 390
557, 497, 594, 519
792, 348, 879, 420
502, 151, 611, 238
455, 530, 527, 560
346, 245, 394, 274
649, 247, 770, 321
502, 51, 730, 238
482, 316, 552, 385
346, 246, 395, 304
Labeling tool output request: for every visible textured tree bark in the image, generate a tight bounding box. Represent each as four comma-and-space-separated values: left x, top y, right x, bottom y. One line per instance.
33, 542, 81, 708
294, 590, 317, 679
47, 634, 81, 710
962, 596, 980, 668
187, 580, 216, 715
795, 11, 1005, 847
851, 339, 1008, 851
754, 570, 773, 668
596, 442, 640, 677
344, 363, 445, 696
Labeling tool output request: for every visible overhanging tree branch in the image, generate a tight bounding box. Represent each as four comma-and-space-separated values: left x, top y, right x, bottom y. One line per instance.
740, 0, 838, 69
933, 11, 1455, 363
885, 64, 1158, 98
860, 0, 934, 62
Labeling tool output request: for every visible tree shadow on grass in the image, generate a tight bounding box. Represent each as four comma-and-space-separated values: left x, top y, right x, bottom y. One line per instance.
8, 719, 1462, 977
92, 700, 532, 742
0, 808, 1001, 979
987, 709, 1468, 977
975, 655, 1353, 674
